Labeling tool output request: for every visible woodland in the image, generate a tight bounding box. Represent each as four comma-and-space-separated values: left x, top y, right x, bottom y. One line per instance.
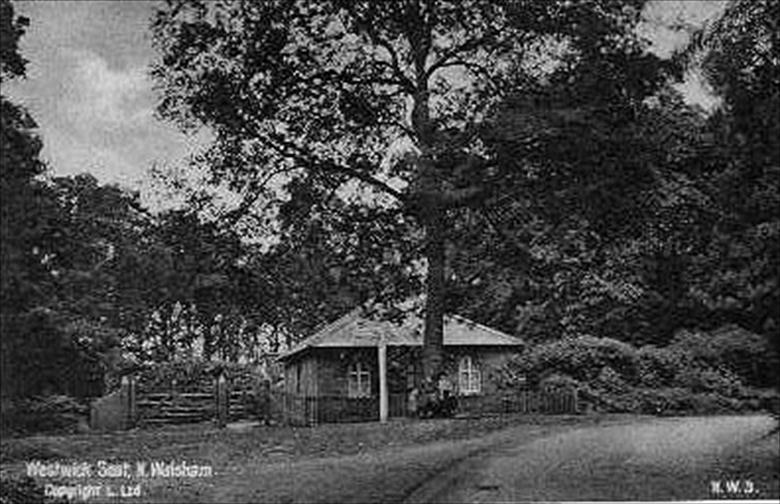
1, 0, 778, 429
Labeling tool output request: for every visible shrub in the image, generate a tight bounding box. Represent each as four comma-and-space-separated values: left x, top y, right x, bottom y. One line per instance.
504, 332, 776, 416
686, 392, 736, 414
132, 357, 264, 394
671, 325, 778, 387
513, 335, 639, 385
675, 366, 745, 397
745, 388, 780, 415
594, 366, 630, 393
578, 384, 640, 413
635, 387, 692, 414
637, 345, 688, 387
0, 395, 87, 436
538, 373, 579, 390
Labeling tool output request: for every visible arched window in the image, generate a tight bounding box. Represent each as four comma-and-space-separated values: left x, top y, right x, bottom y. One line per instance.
458, 356, 481, 395
348, 361, 371, 398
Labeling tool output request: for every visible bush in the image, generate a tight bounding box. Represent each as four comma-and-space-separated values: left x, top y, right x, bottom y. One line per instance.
503, 331, 777, 416
538, 373, 579, 390
671, 325, 778, 387
512, 335, 639, 385
743, 388, 780, 415
637, 345, 688, 387
686, 392, 738, 414
594, 366, 630, 393
0, 395, 87, 436
132, 358, 264, 394
676, 366, 745, 397
634, 387, 692, 414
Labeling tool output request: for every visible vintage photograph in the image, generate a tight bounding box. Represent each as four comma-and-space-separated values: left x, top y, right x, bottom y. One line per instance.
1, 0, 778, 502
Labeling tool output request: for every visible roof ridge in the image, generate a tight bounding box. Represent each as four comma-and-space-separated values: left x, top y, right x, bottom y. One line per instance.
446, 313, 520, 343
280, 309, 522, 361
313, 307, 362, 337
281, 307, 362, 359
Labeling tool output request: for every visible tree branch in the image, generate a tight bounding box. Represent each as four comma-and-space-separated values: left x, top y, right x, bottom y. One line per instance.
476, 206, 534, 266
342, 4, 416, 94
265, 130, 406, 202
222, 166, 302, 227
425, 31, 514, 80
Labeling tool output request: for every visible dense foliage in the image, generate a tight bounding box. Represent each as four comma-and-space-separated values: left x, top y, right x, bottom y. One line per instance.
445, 0, 778, 387
1, 0, 777, 435
502, 324, 778, 414
149, 0, 680, 385
130, 358, 266, 394
0, 395, 87, 436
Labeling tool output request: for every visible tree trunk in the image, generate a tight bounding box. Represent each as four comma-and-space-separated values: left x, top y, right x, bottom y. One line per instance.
421, 206, 445, 391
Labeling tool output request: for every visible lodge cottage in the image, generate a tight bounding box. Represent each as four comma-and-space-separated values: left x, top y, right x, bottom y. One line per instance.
278, 306, 524, 423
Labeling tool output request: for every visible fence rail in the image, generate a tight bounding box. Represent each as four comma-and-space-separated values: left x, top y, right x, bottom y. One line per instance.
92, 375, 578, 430
269, 387, 578, 426
458, 388, 578, 416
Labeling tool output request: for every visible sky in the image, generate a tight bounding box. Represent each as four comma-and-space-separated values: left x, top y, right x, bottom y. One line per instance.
5, 0, 727, 198
5, 0, 208, 192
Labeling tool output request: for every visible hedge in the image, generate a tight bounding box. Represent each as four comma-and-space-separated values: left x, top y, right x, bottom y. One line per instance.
502, 326, 779, 415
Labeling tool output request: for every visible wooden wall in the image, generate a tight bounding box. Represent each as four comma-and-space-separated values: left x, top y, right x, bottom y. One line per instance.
284, 346, 521, 399
431, 346, 521, 396
280, 345, 523, 423
315, 348, 378, 397
284, 354, 318, 397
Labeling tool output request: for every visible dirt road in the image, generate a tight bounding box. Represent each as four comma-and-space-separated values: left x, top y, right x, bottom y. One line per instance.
407, 415, 778, 502
204, 415, 776, 503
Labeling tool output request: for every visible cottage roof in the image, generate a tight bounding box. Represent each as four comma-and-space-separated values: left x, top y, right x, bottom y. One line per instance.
279, 308, 523, 361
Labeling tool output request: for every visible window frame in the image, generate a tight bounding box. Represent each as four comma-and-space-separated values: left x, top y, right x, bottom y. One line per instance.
347, 361, 371, 398
458, 355, 481, 395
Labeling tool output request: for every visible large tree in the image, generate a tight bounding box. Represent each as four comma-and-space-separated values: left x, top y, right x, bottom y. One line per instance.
450, 0, 778, 361
151, 0, 671, 387
684, 0, 779, 362
0, 0, 65, 397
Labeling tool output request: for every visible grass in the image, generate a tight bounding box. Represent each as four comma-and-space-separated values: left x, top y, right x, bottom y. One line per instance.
8, 414, 768, 503
709, 428, 780, 499
1, 413, 589, 466
1, 413, 600, 503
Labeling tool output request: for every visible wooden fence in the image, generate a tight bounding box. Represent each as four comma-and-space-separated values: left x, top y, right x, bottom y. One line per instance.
136, 392, 215, 426
270, 387, 579, 426
270, 392, 379, 426
458, 387, 578, 416
91, 373, 264, 430
91, 376, 579, 430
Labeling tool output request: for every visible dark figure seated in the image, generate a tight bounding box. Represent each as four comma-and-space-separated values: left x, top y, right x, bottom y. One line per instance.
418, 390, 459, 418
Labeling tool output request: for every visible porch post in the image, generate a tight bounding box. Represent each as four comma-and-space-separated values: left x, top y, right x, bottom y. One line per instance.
378, 342, 388, 422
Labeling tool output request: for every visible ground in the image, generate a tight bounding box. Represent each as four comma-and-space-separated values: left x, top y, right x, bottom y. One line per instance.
1, 414, 777, 503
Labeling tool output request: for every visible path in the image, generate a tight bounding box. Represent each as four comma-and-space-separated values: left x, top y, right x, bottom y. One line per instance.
408, 415, 777, 502
195, 415, 776, 502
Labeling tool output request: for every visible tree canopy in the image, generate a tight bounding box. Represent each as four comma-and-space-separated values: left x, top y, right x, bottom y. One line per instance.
150, 0, 680, 385
1, 0, 776, 402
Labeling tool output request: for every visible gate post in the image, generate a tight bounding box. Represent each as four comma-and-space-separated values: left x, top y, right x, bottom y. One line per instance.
128, 375, 137, 428
216, 372, 228, 428
378, 343, 388, 423
255, 378, 271, 424
572, 387, 579, 414
119, 375, 136, 430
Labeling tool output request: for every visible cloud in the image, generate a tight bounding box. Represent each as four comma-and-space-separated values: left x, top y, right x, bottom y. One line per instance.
639, 1, 728, 113
675, 69, 722, 114
43, 128, 140, 186
1, 1, 213, 192
63, 49, 153, 130
640, 0, 728, 59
